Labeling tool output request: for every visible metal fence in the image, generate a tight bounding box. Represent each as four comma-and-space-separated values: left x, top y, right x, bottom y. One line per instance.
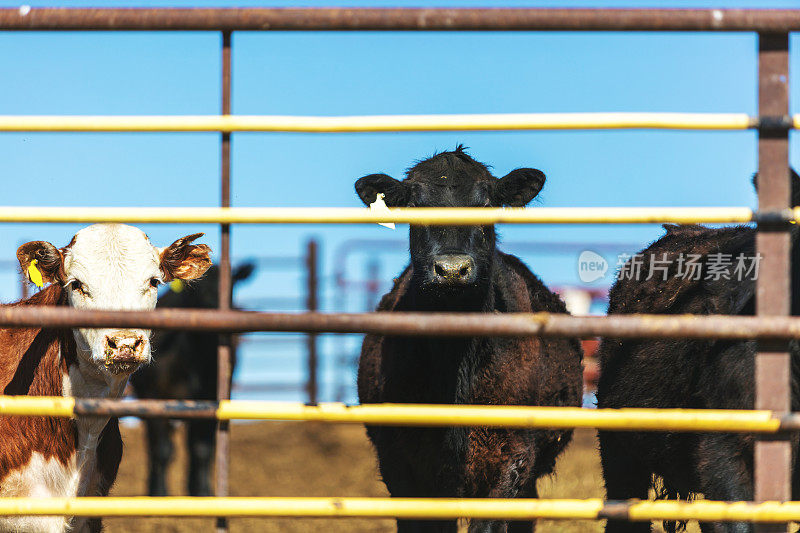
329, 238, 623, 402
0, 7, 796, 531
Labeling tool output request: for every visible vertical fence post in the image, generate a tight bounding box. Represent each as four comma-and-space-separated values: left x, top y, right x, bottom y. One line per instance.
19, 268, 28, 301
755, 32, 790, 533
215, 29, 233, 533
333, 266, 347, 403
366, 257, 381, 311
306, 239, 319, 405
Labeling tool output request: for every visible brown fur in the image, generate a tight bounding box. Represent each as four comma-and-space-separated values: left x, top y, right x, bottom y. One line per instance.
0, 284, 123, 505
16, 241, 66, 285
159, 233, 212, 281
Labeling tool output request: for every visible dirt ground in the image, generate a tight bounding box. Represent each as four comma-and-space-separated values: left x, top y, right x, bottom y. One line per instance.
107, 424, 690, 533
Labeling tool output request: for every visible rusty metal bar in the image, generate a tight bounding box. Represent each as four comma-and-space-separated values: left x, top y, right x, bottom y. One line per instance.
305, 239, 319, 405
215, 29, 232, 533
18, 267, 28, 301
75, 399, 219, 419
755, 32, 791, 533
3, 8, 800, 32
8, 308, 800, 339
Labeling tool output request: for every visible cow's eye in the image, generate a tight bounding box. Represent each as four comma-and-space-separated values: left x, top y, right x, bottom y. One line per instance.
71, 280, 89, 296
149, 278, 160, 288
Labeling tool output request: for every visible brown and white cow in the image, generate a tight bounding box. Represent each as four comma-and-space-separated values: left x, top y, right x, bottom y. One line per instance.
0, 223, 211, 533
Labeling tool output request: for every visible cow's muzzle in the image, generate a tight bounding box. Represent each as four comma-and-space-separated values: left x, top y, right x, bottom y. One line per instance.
431, 254, 477, 286
103, 330, 148, 374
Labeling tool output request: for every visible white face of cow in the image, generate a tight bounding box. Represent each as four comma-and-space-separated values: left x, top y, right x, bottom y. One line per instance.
64, 225, 164, 375
17, 224, 212, 381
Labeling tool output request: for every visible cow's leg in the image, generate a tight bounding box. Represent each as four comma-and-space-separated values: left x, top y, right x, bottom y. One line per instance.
598, 431, 651, 533
389, 475, 458, 533
468, 475, 536, 533
368, 426, 458, 532
85, 517, 103, 533
697, 520, 751, 533
395, 520, 458, 533
145, 418, 174, 497
468, 514, 534, 533
379, 457, 457, 530
506, 482, 537, 533
187, 418, 216, 496
466, 515, 509, 531
695, 436, 753, 533
793, 439, 800, 502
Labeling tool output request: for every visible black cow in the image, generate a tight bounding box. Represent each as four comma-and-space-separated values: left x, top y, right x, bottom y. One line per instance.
355, 146, 584, 533
130, 263, 255, 497
597, 171, 800, 533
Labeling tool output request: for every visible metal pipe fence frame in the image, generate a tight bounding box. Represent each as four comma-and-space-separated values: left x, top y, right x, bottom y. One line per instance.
214, 29, 233, 533
0, 8, 799, 32
0, 7, 795, 531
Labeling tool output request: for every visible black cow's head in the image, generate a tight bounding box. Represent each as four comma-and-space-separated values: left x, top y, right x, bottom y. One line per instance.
355, 145, 545, 304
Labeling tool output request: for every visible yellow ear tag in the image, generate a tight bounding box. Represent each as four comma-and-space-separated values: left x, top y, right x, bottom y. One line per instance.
369, 193, 395, 230
170, 279, 184, 293
28, 259, 44, 288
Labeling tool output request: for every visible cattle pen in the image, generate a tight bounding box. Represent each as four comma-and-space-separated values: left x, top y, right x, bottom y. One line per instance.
0, 6, 797, 532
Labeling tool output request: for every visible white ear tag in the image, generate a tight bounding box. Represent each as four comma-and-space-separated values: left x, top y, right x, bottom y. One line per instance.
369, 193, 395, 230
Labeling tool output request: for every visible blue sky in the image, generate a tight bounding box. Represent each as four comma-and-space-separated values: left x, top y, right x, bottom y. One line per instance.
1, 0, 799, 306
3, 0, 800, 399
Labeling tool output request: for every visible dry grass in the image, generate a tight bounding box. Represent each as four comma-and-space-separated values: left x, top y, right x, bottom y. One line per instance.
107, 424, 699, 532
108, 421, 393, 532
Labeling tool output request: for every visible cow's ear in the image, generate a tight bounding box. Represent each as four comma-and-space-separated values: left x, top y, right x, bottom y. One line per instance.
355, 173, 408, 207
752, 168, 800, 207
159, 233, 212, 281
232, 262, 256, 283
17, 241, 64, 286
496, 168, 546, 207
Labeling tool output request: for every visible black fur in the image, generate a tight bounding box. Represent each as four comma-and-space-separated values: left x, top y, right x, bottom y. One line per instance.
597, 170, 800, 533
356, 147, 583, 533
129, 263, 254, 496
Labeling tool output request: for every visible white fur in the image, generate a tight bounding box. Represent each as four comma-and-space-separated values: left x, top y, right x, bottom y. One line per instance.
0, 362, 127, 533
1, 224, 176, 533
0, 453, 78, 532
63, 223, 162, 378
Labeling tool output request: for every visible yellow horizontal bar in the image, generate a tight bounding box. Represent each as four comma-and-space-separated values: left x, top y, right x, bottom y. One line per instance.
0, 113, 754, 132
0, 206, 758, 225
0, 396, 75, 417
220, 403, 783, 432
0, 497, 799, 521
1, 397, 784, 433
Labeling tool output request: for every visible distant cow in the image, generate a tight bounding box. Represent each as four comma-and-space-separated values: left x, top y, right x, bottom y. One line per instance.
597, 171, 800, 533
0, 224, 210, 533
130, 262, 254, 497
355, 146, 583, 533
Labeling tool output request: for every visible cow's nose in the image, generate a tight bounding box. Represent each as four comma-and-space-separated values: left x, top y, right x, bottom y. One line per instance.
432, 254, 476, 284
104, 330, 147, 368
